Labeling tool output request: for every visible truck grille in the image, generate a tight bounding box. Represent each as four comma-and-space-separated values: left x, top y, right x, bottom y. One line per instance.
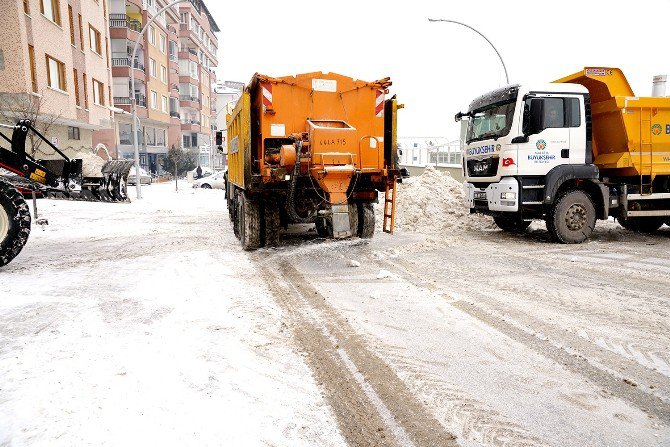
467, 157, 499, 177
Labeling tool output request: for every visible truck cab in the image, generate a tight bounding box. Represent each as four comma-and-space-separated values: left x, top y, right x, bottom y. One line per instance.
459, 82, 609, 242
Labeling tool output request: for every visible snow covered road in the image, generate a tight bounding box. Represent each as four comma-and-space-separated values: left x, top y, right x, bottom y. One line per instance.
1, 180, 670, 446
0, 183, 344, 446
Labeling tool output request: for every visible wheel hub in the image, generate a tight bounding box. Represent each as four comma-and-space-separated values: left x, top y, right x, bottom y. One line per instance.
0, 203, 9, 244
565, 203, 587, 231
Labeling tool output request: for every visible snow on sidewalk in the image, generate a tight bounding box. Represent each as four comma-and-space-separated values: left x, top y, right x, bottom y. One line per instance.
0, 182, 345, 446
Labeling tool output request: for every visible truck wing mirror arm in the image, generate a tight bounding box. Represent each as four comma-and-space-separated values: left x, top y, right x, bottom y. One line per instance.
511, 135, 529, 144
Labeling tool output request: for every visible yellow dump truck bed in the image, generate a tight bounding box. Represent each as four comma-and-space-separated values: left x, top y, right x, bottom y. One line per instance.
555, 67, 670, 178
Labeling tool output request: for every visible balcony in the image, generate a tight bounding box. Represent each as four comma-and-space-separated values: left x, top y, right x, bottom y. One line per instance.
111, 57, 145, 72
109, 14, 142, 33
169, 111, 180, 118
180, 95, 199, 103
114, 95, 147, 108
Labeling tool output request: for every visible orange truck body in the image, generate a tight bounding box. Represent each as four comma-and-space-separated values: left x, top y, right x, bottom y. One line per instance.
226, 72, 401, 248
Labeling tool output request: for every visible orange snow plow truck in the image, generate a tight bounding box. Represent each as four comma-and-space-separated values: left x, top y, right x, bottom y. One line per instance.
225, 72, 402, 249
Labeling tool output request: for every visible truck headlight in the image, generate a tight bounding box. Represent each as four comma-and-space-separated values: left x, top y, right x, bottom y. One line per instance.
500, 192, 516, 200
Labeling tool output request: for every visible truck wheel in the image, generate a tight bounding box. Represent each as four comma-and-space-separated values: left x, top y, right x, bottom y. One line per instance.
264, 198, 281, 247
358, 203, 375, 238
348, 203, 358, 238
546, 190, 596, 244
240, 192, 261, 250
0, 181, 31, 267
315, 217, 331, 238
618, 215, 664, 233
493, 215, 531, 233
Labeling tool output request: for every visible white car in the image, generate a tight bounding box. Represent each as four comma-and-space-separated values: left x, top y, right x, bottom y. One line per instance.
193, 170, 226, 189
127, 167, 152, 185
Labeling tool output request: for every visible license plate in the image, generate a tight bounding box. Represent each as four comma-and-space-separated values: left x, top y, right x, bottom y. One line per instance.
474, 191, 487, 200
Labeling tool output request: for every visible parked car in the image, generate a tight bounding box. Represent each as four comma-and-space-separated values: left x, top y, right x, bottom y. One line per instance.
193, 170, 226, 189
127, 167, 152, 185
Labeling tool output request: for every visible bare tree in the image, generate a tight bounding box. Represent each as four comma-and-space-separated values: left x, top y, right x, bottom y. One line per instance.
0, 91, 62, 157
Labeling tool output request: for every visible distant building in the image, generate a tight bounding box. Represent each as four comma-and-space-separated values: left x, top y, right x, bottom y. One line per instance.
92, 0, 220, 175
211, 81, 243, 169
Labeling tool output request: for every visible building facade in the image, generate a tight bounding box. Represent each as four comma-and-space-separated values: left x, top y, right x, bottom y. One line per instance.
0, 0, 114, 160
93, 0, 219, 175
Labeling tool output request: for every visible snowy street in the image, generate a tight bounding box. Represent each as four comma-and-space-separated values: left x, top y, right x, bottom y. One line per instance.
1, 177, 670, 446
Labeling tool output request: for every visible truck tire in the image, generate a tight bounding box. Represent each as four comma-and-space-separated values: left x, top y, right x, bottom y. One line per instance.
618, 215, 664, 233
233, 192, 241, 239
240, 192, 261, 250
493, 215, 531, 233
315, 217, 331, 238
0, 181, 31, 267
264, 198, 281, 247
546, 190, 596, 244
358, 203, 375, 238
348, 203, 359, 238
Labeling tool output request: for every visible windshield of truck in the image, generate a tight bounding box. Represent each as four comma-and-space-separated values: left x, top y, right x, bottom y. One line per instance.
466, 100, 516, 144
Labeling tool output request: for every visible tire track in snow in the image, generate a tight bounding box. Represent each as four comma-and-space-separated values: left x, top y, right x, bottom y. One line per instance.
255, 256, 457, 447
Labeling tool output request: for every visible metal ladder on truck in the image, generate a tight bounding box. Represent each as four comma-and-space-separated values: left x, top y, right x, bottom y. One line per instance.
383, 175, 397, 234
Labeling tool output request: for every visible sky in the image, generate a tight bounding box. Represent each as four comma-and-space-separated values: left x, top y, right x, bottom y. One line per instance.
207, 0, 670, 139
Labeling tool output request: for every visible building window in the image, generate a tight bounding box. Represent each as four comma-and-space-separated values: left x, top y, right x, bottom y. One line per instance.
161, 95, 167, 113
82, 73, 88, 108
73, 68, 80, 106
168, 40, 177, 61
40, 0, 61, 25
68, 5, 75, 45
45, 55, 66, 91
28, 45, 37, 93
148, 25, 155, 45
68, 126, 80, 140
92, 78, 104, 105
89, 25, 101, 54
182, 135, 190, 147
151, 90, 157, 109
23, 0, 30, 14
156, 129, 165, 146
191, 133, 197, 148
159, 34, 166, 54
160, 65, 167, 83
146, 127, 155, 146
149, 58, 156, 77
78, 14, 84, 50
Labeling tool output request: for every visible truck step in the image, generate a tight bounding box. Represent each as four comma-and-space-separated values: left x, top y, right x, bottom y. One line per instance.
521, 201, 543, 205
522, 185, 545, 189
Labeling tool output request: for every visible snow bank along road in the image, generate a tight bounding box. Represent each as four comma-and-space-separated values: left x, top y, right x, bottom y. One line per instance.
1, 180, 670, 446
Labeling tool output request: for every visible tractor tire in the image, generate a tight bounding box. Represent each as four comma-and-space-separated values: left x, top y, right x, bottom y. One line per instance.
546, 190, 596, 244
0, 180, 31, 267
358, 203, 375, 239
315, 217, 331, 238
240, 192, 261, 250
618, 215, 664, 233
348, 203, 359, 238
493, 215, 531, 233
264, 198, 281, 247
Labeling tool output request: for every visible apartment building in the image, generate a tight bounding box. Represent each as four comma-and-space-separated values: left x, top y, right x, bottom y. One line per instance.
0, 0, 113, 159
93, 0, 219, 174
176, 0, 219, 169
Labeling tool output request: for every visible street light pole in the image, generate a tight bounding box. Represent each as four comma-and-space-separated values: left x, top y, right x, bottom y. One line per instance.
427, 18, 509, 85
130, 0, 188, 199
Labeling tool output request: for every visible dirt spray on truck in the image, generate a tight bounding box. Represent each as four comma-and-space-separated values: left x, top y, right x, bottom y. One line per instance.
224, 72, 403, 249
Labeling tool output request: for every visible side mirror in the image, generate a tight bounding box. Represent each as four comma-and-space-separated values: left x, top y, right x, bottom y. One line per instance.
454, 112, 464, 122
511, 135, 529, 144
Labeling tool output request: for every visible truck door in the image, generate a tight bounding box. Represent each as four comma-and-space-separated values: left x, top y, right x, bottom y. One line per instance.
517, 95, 572, 176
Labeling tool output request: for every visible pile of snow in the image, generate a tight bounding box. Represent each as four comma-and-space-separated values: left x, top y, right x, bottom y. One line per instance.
379, 166, 491, 234
67, 150, 107, 178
